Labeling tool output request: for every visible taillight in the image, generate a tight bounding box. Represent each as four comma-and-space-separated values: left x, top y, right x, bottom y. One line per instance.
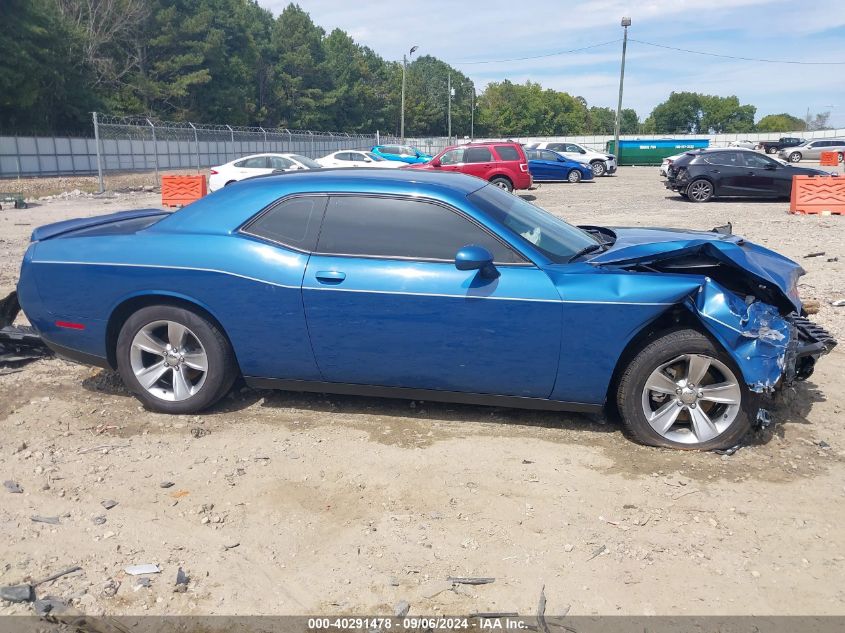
210, 169, 219, 175
519, 163, 529, 172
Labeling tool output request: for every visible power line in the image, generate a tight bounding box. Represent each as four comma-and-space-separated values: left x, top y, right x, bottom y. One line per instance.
452, 40, 620, 65
630, 39, 845, 65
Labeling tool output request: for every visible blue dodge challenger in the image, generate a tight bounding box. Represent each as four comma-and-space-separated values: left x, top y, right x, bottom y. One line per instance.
11, 170, 835, 449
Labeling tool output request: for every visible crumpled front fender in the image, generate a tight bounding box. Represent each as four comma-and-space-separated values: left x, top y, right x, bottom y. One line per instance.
686, 279, 791, 393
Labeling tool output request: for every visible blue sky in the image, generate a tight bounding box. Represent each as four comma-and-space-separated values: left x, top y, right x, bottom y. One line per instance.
259, 0, 845, 127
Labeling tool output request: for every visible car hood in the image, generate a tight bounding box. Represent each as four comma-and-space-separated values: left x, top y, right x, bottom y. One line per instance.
584, 226, 805, 312
782, 164, 834, 176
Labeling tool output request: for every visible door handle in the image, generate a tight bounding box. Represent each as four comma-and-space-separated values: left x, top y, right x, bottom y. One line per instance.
315, 271, 346, 284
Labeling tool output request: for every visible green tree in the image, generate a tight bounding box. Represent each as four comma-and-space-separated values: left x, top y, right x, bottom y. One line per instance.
700, 95, 755, 133
476, 81, 589, 136
403, 55, 473, 137
0, 0, 98, 132
648, 92, 755, 133
648, 92, 703, 133
756, 113, 806, 133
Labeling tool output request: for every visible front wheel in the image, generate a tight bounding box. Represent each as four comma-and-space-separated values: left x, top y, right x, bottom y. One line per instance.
686, 178, 713, 202
789, 152, 802, 163
567, 169, 582, 183
590, 161, 606, 177
490, 176, 513, 192
838, 152, 844, 164
616, 329, 751, 450
766, 146, 777, 154
116, 305, 237, 414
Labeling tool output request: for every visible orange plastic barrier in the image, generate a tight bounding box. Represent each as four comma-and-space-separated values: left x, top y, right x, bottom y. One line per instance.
161, 175, 207, 207
790, 175, 845, 215
819, 151, 840, 167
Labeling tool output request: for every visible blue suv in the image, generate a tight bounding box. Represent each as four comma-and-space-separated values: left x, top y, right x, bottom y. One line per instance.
371, 144, 433, 164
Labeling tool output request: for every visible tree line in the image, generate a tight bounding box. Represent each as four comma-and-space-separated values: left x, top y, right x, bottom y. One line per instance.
0, 0, 830, 137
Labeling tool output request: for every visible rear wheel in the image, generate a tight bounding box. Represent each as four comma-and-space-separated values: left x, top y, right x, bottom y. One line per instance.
490, 176, 513, 192
116, 305, 237, 414
567, 169, 582, 183
766, 146, 777, 154
617, 329, 751, 450
590, 161, 606, 177
838, 152, 844, 164
686, 178, 713, 202
789, 152, 802, 163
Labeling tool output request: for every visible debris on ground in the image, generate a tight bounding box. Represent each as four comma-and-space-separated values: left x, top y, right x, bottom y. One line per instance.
393, 600, 410, 617
125, 564, 160, 575
34, 596, 69, 616
715, 444, 743, 456
174, 567, 189, 593
135, 577, 152, 590
0, 291, 52, 365
92, 515, 107, 525
804, 252, 826, 258
0, 585, 34, 603
3, 480, 23, 494
101, 499, 118, 510
447, 576, 495, 585
832, 299, 845, 307
160, 481, 175, 488
587, 544, 607, 561
191, 427, 210, 439
30, 515, 60, 525
803, 299, 821, 315
537, 585, 550, 633
33, 566, 82, 586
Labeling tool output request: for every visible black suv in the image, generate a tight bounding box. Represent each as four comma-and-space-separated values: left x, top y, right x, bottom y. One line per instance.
665, 149, 829, 202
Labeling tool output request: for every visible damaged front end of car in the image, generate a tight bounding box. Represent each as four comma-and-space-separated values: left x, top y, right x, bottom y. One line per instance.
586, 224, 837, 418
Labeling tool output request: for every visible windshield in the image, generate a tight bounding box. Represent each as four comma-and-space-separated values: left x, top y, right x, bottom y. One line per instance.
365, 152, 385, 161
468, 185, 599, 263
290, 154, 322, 169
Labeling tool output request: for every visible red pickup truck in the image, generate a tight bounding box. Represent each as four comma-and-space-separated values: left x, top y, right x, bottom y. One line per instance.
407, 141, 532, 192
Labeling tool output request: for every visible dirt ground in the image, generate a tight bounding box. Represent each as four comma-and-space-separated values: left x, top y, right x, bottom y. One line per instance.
1, 167, 844, 617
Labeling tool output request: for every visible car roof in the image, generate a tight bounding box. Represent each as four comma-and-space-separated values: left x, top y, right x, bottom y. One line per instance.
156, 169, 489, 235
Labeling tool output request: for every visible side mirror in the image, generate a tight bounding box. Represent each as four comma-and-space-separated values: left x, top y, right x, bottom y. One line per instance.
363, 158, 372, 163
764, 163, 777, 170
579, 149, 587, 154
431, 158, 442, 167
455, 245, 499, 279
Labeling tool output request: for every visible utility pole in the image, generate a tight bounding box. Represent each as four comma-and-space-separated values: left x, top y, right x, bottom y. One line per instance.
470, 88, 475, 141
447, 72, 452, 143
613, 17, 631, 166
401, 45, 418, 142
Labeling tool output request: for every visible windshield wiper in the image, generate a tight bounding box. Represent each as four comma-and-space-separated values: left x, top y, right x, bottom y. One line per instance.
568, 243, 605, 263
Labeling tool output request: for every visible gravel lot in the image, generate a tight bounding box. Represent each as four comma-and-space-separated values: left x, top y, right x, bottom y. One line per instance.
1, 167, 844, 617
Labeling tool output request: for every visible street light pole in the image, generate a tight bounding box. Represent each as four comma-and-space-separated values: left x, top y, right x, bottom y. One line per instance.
400, 45, 418, 142
447, 72, 452, 143
471, 87, 475, 140
613, 17, 631, 166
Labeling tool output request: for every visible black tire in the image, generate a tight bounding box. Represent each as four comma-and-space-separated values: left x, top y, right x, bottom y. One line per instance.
686, 178, 714, 202
116, 305, 237, 414
788, 152, 802, 163
766, 147, 777, 154
567, 169, 582, 183
590, 161, 606, 177
490, 176, 513, 192
616, 329, 752, 450
837, 152, 843, 164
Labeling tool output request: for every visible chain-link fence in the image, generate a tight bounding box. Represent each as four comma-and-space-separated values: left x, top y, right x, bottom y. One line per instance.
91, 114, 392, 190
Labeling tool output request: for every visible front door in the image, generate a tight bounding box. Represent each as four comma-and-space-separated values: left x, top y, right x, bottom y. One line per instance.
301, 195, 562, 397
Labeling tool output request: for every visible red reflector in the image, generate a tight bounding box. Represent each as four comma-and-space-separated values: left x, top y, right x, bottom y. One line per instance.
210, 169, 218, 175
55, 321, 85, 330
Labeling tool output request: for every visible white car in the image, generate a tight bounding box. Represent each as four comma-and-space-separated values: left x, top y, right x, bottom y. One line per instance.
208, 153, 321, 191
729, 140, 758, 150
317, 150, 404, 169
659, 153, 686, 177
525, 141, 617, 177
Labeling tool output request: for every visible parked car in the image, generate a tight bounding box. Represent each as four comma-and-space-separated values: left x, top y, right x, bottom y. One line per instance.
757, 137, 804, 154
408, 141, 531, 192
371, 144, 433, 164
525, 148, 593, 183
728, 140, 757, 149
11, 170, 835, 450
208, 153, 321, 191
665, 148, 830, 202
526, 141, 616, 177
659, 153, 685, 177
316, 150, 403, 169
778, 139, 845, 163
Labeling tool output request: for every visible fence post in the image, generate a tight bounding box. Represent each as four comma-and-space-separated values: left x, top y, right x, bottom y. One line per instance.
13, 136, 21, 179
226, 124, 234, 161
147, 118, 159, 184
92, 112, 105, 193
189, 122, 200, 173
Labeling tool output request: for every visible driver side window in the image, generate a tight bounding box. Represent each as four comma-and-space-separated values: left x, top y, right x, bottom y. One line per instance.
440, 149, 465, 165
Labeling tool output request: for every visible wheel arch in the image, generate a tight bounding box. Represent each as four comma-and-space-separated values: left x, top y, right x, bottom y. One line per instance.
488, 173, 513, 185
105, 292, 238, 372
687, 174, 718, 196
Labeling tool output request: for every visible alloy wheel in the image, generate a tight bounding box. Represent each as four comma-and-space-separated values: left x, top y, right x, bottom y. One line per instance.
640, 353, 742, 445
591, 162, 606, 177
568, 170, 582, 183
687, 180, 712, 202
129, 320, 208, 401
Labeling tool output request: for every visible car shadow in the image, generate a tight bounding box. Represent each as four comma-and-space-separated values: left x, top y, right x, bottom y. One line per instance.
665, 194, 790, 204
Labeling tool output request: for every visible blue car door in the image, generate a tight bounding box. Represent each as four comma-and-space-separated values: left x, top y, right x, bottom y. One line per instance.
301, 195, 563, 397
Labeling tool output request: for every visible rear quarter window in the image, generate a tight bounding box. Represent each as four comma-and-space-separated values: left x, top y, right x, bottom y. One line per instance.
495, 145, 521, 161
242, 196, 327, 252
